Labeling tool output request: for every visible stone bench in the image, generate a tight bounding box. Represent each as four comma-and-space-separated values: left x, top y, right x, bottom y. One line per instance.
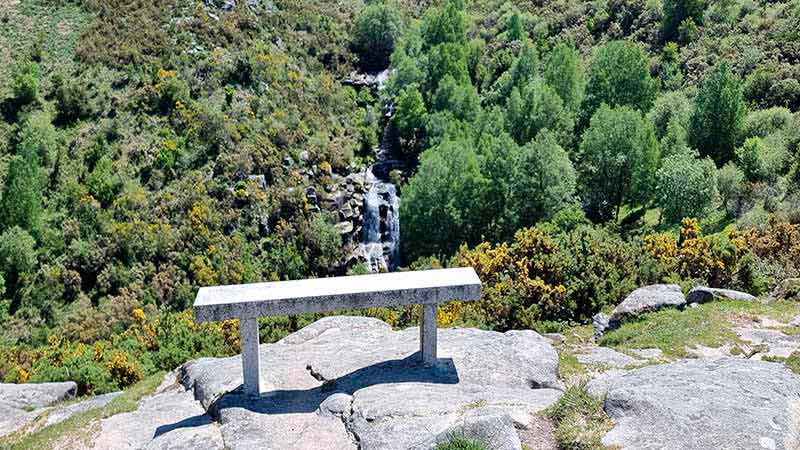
193, 267, 482, 396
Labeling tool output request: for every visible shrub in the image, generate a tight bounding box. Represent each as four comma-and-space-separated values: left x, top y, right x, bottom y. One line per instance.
10, 61, 40, 106
352, 3, 404, 71
736, 137, 768, 181
435, 436, 487, 450
717, 162, 746, 216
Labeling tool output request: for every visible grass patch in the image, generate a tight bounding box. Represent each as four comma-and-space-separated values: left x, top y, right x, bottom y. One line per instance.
558, 352, 586, 382
0, 371, 165, 450
764, 351, 800, 375
545, 385, 613, 450
599, 300, 800, 358
435, 435, 488, 450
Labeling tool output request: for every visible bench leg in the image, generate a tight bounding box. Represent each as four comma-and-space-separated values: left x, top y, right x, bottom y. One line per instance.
240, 318, 262, 397
420, 303, 438, 365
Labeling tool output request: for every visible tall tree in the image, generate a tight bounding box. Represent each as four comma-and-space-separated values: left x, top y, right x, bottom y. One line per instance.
0, 116, 47, 235
400, 139, 488, 260
544, 43, 586, 113
512, 130, 577, 227
579, 105, 660, 222
582, 41, 656, 126
420, 0, 467, 48
689, 62, 746, 166
505, 79, 574, 147
352, 3, 405, 71
656, 151, 718, 224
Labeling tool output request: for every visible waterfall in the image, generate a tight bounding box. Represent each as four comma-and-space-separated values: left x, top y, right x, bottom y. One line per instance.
358, 122, 401, 272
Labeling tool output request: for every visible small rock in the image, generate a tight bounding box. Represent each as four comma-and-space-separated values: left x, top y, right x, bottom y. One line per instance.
334, 221, 353, 234
687, 286, 757, 304
790, 314, 800, 327
593, 313, 610, 339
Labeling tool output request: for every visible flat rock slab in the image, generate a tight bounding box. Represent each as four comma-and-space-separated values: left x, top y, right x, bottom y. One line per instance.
0, 403, 37, 438
687, 286, 757, 304
0, 381, 77, 410
89, 382, 223, 450
0, 381, 79, 438
597, 358, 800, 450
576, 347, 640, 369
737, 327, 800, 358
45, 391, 122, 427
178, 316, 563, 450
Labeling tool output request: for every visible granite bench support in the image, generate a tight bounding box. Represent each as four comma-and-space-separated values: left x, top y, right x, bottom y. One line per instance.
193, 267, 482, 397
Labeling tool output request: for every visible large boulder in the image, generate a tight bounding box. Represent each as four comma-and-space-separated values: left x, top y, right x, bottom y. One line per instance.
0, 381, 79, 438
0, 381, 77, 410
170, 316, 562, 450
595, 285, 685, 336
591, 358, 800, 450
686, 286, 757, 304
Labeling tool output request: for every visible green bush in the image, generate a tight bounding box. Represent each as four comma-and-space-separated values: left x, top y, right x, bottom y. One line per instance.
736, 137, 768, 181
435, 436, 487, 450
10, 61, 41, 106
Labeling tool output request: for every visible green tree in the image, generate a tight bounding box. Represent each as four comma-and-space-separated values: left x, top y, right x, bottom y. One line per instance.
426, 42, 470, 93
506, 79, 574, 146
0, 129, 43, 235
735, 137, 768, 181
393, 84, 427, 144
649, 90, 691, 139
0, 226, 37, 312
689, 63, 746, 166
660, 119, 691, 158
485, 42, 539, 104
661, 0, 704, 43
401, 139, 488, 260
656, 151, 718, 224
506, 11, 524, 41
582, 41, 656, 124
512, 130, 577, 227
579, 105, 660, 221
352, 3, 404, 70
432, 75, 481, 122
543, 43, 586, 112
16, 111, 57, 166
420, 0, 467, 48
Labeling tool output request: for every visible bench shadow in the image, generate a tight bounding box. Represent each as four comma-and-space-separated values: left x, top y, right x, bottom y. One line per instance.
153, 352, 458, 439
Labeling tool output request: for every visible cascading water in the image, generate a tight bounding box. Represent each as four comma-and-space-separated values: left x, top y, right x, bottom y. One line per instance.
358, 121, 402, 272
361, 169, 400, 272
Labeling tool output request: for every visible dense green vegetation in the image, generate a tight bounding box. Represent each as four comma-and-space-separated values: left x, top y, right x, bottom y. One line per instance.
1, 0, 799, 393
